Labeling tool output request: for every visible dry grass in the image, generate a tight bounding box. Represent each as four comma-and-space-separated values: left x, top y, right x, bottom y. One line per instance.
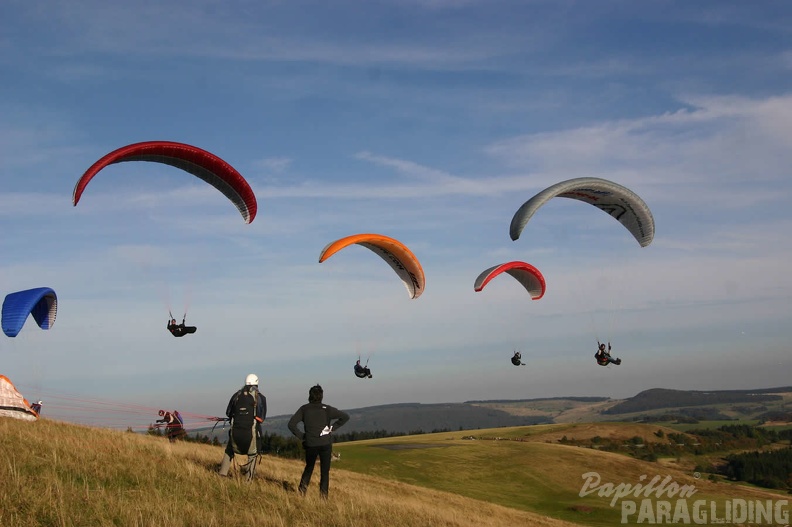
0, 418, 583, 527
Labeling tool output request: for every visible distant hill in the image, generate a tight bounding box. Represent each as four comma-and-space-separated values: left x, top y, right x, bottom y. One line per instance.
200, 386, 792, 441
262, 401, 553, 438
602, 386, 792, 415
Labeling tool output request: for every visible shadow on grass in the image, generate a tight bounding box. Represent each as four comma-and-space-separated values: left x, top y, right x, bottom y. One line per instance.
192, 456, 297, 492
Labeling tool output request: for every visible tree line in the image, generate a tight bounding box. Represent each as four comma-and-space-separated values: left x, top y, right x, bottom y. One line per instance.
722, 447, 792, 490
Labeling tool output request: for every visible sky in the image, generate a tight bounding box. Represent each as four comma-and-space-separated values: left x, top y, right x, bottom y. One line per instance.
1, 0, 791, 430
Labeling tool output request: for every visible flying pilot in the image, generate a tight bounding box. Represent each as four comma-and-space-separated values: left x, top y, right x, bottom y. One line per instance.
511, 351, 525, 366
167, 316, 197, 337
354, 359, 373, 379
595, 341, 621, 366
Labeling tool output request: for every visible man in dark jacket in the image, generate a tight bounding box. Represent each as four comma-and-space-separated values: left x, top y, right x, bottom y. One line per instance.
288, 384, 349, 498
218, 373, 267, 480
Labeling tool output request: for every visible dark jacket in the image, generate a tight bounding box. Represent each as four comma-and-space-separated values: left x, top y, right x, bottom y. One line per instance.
288, 402, 350, 448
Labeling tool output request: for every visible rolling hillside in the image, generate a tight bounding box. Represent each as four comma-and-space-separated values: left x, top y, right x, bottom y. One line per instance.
3, 415, 789, 526
261, 401, 554, 438
252, 386, 792, 440
602, 387, 792, 415
334, 422, 791, 527
0, 417, 580, 527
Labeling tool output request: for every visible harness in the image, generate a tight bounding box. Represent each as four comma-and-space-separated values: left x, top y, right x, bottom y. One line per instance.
231, 386, 259, 429
228, 387, 263, 481
354, 355, 370, 378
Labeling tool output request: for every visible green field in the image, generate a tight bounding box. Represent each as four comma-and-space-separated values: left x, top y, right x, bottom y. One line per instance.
334, 424, 790, 527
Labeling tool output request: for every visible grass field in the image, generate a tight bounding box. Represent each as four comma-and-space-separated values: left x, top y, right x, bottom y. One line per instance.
334, 424, 791, 527
0, 417, 582, 527
2, 417, 789, 526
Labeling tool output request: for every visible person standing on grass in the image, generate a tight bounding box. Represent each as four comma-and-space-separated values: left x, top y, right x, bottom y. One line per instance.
287, 384, 349, 499
218, 373, 267, 480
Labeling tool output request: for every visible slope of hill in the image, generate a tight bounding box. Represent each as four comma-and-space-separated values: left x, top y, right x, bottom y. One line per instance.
0, 417, 579, 527
334, 423, 790, 527
4, 414, 791, 527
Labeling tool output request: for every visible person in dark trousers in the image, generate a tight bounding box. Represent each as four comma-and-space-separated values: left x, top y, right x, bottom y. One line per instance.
595, 341, 621, 366
31, 400, 42, 415
167, 316, 196, 337
156, 410, 186, 442
354, 359, 372, 378
288, 384, 350, 499
218, 374, 267, 480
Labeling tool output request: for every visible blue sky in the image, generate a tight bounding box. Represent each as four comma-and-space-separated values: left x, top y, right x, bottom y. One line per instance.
1, 1, 791, 428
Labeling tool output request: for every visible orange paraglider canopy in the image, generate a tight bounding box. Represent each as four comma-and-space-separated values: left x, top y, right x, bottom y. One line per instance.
319, 233, 425, 299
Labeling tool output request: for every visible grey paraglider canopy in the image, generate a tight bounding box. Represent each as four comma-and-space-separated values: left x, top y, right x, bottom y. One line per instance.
509, 177, 655, 247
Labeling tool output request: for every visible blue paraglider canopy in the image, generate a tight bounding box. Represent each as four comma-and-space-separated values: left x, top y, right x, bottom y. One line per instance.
2, 287, 58, 338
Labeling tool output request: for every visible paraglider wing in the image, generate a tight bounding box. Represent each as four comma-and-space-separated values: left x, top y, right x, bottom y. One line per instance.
0, 375, 38, 421
2, 287, 58, 338
509, 177, 654, 247
72, 141, 257, 224
319, 233, 425, 299
473, 261, 546, 300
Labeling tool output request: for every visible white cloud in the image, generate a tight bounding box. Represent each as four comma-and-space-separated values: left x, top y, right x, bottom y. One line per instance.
252, 156, 292, 172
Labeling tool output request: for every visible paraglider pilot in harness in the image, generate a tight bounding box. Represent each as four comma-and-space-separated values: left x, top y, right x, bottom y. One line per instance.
156, 410, 186, 442
354, 359, 372, 379
511, 351, 525, 366
218, 374, 267, 481
167, 312, 196, 337
595, 341, 621, 366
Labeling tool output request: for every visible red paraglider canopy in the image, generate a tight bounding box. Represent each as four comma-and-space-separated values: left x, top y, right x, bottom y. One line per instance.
72, 141, 257, 224
474, 261, 546, 300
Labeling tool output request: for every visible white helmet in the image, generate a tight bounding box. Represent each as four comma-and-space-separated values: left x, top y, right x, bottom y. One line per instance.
245, 373, 258, 386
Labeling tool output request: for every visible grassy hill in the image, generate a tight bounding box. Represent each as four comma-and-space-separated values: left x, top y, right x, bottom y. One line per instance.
334, 422, 791, 527
5, 416, 788, 526
0, 417, 580, 527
